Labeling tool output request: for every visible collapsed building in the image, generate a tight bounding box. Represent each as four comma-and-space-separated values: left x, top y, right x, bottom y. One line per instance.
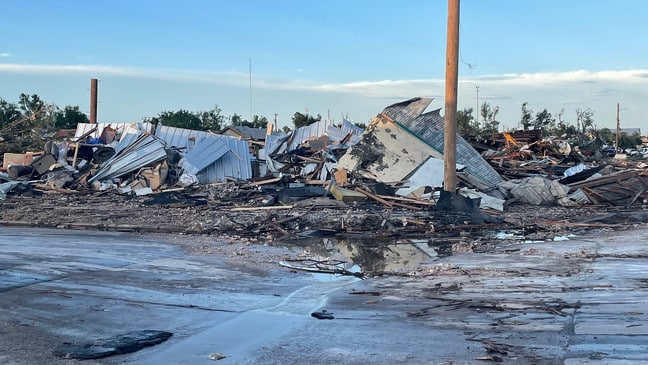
2, 98, 648, 213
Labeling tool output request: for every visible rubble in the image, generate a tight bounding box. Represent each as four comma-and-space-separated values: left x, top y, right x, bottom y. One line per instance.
1, 98, 648, 250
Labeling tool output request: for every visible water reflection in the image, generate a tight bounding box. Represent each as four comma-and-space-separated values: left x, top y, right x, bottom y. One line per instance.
280, 237, 448, 273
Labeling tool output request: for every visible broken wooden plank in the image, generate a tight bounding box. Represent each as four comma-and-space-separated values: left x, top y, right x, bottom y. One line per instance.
625, 187, 645, 208
243, 177, 282, 187
328, 184, 367, 203
376, 194, 435, 206
230, 205, 294, 212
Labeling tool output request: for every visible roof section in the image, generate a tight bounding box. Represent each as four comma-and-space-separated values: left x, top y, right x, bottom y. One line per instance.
154, 125, 212, 150
182, 134, 252, 183
382, 98, 503, 192
224, 125, 268, 141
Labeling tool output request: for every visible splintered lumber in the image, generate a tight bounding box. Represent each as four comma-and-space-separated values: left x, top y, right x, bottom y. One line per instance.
568, 170, 648, 207
355, 188, 421, 210
230, 205, 294, 212
328, 184, 367, 203
243, 177, 281, 187
295, 155, 324, 163
376, 194, 435, 206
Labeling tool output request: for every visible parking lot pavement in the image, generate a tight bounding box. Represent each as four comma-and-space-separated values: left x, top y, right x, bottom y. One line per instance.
1, 226, 648, 364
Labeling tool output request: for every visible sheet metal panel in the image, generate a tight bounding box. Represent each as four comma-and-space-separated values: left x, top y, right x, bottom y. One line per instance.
74, 122, 154, 140
341, 119, 365, 145
89, 135, 167, 183
184, 137, 231, 173
183, 135, 252, 183
383, 99, 503, 188
154, 125, 212, 151
265, 133, 289, 156
287, 119, 336, 151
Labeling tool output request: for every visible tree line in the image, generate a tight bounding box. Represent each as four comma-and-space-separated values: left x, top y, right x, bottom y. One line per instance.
0, 93, 352, 152
0, 93, 640, 152
457, 101, 642, 150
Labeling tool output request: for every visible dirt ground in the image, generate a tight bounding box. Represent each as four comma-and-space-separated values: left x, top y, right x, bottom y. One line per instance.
2, 188, 648, 364
2, 185, 647, 273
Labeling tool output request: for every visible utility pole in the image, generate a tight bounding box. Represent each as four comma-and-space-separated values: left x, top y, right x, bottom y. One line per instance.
475, 85, 479, 126
443, 0, 460, 192
249, 58, 252, 122
90, 78, 98, 123
616, 102, 620, 151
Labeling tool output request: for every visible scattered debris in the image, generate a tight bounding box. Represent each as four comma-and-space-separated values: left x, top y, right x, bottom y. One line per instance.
53, 330, 173, 359
311, 310, 335, 320
2, 97, 648, 252
208, 352, 227, 361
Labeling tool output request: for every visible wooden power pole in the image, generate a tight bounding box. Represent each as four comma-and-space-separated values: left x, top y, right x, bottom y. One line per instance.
90, 78, 98, 124
443, 0, 460, 192
616, 102, 620, 151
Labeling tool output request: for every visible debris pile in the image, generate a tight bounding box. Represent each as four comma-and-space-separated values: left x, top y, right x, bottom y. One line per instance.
2, 97, 648, 241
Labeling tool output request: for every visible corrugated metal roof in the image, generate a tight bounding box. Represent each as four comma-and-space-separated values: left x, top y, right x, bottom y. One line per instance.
184, 138, 231, 173
326, 120, 363, 146
154, 125, 212, 151
383, 99, 503, 190
88, 134, 167, 183
183, 135, 252, 183
264, 133, 289, 156
226, 125, 268, 141
382, 98, 433, 125
74, 122, 154, 141
341, 119, 365, 142
287, 119, 336, 151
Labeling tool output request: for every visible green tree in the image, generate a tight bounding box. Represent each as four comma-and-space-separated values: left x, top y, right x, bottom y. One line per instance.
479, 102, 490, 128
618, 132, 642, 150
54, 105, 89, 129
457, 107, 477, 134
230, 114, 243, 126
292, 112, 321, 128
18, 93, 45, 117
520, 102, 533, 130
533, 108, 554, 134
155, 110, 202, 130
479, 102, 500, 134
229, 114, 269, 128
154, 106, 225, 131
1, 93, 56, 151
576, 108, 594, 134
0, 98, 21, 129
241, 115, 268, 128
197, 106, 225, 131
596, 128, 614, 147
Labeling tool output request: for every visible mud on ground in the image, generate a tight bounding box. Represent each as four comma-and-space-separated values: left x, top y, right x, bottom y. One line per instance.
2, 184, 646, 275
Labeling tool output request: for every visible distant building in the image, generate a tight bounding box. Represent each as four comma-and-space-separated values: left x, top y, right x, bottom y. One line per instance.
616, 128, 641, 136
220, 125, 268, 141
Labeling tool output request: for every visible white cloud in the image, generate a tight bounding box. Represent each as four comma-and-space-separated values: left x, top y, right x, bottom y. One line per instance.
0, 53, 10, 57
2, 63, 647, 129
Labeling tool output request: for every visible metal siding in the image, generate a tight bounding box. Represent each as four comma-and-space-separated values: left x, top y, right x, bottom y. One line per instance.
287, 119, 336, 151
185, 137, 231, 172
341, 119, 365, 145
88, 135, 167, 182
383, 99, 503, 187
265, 133, 289, 156
325, 126, 348, 143
154, 125, 211, 150
382, 98, 433, 125
229, 125, 267, 140
74, 122, 154, 140
183, 135, 252, 182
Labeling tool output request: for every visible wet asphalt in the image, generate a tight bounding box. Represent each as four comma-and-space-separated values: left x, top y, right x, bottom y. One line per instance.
1, 225, 648, 364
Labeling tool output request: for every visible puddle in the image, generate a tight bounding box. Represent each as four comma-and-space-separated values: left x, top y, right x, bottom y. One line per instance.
278, 237, 447, 273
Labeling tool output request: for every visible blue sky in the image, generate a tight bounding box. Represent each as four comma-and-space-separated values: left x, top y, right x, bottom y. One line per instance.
2, 0, 648, 131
